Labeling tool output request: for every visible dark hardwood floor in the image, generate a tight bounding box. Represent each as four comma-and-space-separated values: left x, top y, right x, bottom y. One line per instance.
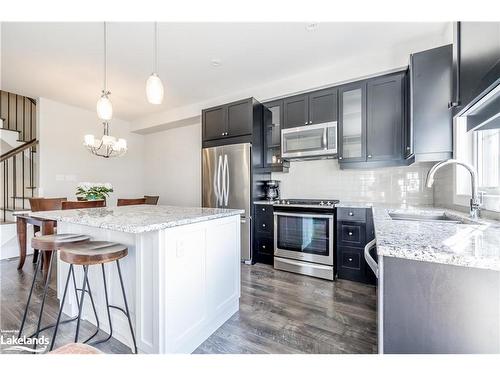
1, 257, 377, 354
195, 263, 378, 354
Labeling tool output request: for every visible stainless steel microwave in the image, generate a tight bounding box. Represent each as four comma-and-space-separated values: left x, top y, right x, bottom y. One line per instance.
281, 122, 338, 160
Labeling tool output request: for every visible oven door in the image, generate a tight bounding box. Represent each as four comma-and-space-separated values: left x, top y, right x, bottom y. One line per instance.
274, 212, 334, 265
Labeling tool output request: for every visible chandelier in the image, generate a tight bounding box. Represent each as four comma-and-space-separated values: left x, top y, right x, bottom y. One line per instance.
84, 121, 127, 158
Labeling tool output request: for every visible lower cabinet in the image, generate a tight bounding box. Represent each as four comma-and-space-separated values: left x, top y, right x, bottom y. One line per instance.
336, 207, 376, 285
253, 204, 274, 265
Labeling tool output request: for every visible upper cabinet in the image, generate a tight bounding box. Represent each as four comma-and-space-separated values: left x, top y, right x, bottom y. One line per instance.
283, 88, 337, 129
410, 44, 453, 161
255, 100, 289, 173
338, 71, 407, 168
366, 74, 404, 162
451, 22, 500, 115
338, 82, 366, 163
202, 98, 259, 147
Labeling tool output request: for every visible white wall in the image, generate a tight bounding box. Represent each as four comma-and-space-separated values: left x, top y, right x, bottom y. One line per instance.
38, 98, 145, 205
272, 160, 435, 205
143, 123, 201, 207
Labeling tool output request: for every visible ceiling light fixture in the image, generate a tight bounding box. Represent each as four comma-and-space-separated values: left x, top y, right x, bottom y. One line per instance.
84, 121, 127, 158
85, 22, 126, 158
306, 22, 319, 32
146, 22, 164, 104
96, 22, 113, 120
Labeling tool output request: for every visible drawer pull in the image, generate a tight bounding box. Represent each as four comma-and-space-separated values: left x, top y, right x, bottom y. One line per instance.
348, 232, 353, 236
262, 208, 265, 211
262, 224, 266, 228
262, 245, 266, 249
348, 212, 354, 216
348, 258, 353, 262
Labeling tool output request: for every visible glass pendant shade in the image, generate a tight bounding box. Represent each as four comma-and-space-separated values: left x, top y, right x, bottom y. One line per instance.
146, 73, 164, 104
97, 92, 113, 120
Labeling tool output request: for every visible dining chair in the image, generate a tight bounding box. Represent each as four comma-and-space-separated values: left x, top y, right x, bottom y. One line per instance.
28, 197, 67, 266
62, 200, 106, 210
116, 198, 147, 206
144, 195, 159, 205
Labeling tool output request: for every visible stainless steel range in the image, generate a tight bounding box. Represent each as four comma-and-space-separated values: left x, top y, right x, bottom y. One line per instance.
273, 199, 339, 280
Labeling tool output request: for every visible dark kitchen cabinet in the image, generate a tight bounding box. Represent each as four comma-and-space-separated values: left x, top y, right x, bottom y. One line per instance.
309, 88, 338, 125
283, 94, 309, 128
452, 22, 500, 115
410, 44, 453, 161
253, 203, 274, 265
202, 98, 259, 146
257, 100, 289, 173
283, 88, 338, 129
338, 81, 367, 163
366, 73, 404, 162
202, 106, 226, 141
338, 71, 408, 168
336, 207, 375, 285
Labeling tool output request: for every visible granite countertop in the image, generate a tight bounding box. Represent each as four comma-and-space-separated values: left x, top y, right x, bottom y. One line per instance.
31, 205, 244, 234
371, 205, 500, 271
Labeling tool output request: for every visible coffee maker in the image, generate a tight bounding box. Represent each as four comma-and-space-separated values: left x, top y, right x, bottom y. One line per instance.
263, 180, 280, 201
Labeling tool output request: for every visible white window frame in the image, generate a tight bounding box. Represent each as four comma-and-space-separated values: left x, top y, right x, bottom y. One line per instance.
454, 117, 500, 213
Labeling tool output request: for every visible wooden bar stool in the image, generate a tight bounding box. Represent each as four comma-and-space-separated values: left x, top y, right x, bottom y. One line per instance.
51, 241, 137, 354
18, 233, 95, 350
117, 198, 146, 206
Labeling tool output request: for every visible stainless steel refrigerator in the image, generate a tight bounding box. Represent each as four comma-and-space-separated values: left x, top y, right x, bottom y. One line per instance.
202, 143, 252, 263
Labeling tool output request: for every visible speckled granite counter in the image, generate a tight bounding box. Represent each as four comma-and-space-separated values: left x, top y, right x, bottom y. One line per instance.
371, 205, 500, 271
31, 205, 244, 234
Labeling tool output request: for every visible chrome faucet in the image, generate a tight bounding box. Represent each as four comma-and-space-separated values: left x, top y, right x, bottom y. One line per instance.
426, 159, 482, 219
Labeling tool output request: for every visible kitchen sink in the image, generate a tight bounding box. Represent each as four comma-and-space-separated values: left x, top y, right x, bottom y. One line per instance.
389, 212, 466, 224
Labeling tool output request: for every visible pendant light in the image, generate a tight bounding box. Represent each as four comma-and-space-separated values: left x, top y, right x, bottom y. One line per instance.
97, 22, 113, 120
146, 22, 164, 104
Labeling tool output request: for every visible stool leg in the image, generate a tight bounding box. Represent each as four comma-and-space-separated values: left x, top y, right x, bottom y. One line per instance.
88, 263, 113, 346
50, 264, 73, 351
82, 269, 100, 343
18, 255, 42, 339
116, 259, 137, 354
74, 265, 89, 343
33, 251, 55, 351
32, 249, 39, 264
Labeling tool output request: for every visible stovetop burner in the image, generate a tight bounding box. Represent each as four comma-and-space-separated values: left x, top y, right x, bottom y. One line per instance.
274, 198, 340, 208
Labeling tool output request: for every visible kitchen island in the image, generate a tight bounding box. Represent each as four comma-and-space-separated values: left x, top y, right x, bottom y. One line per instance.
32, 205, 243, 354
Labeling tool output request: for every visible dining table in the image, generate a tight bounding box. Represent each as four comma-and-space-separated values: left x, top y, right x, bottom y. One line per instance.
15, 213, 56, 277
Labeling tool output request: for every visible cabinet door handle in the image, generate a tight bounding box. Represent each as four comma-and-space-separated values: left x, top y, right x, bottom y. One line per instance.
262, 208, 265, 211
262, 245, 266, 249
304, 122, 308, 125
339, 156, 343, 160
348, 232, 353, 236
348, 258, 353, 262
348, 212, 354, 216
262, 224, 266, 227
367, 154, 372, 158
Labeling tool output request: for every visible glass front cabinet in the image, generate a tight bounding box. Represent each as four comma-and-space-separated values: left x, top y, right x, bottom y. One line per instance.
260, 100, 289, 172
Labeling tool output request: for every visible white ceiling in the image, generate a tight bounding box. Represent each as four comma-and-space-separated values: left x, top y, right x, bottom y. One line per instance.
1, 22, 450, 122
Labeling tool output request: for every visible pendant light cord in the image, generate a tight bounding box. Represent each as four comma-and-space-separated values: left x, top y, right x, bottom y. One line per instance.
103, 21, 107, 92
154, 22, 158, 74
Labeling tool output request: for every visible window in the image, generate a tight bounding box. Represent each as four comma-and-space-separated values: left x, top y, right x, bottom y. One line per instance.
475, 128, 500, 194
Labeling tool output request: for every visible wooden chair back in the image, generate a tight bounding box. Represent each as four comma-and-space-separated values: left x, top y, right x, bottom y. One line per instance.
117, 198, 147, 206
29, 197, 67, 212
62, 200, 106, 210
144, 195, 159, 205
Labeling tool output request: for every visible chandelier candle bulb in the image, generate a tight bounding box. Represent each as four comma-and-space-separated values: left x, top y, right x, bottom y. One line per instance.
146, 73, 164, 104
84, 134, 95, 146
96, 92, 113, 120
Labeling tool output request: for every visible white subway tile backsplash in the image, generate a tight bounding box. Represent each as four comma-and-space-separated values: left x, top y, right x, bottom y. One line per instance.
271, 160, 435, 205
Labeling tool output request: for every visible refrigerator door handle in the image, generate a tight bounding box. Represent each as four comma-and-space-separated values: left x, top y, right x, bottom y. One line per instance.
216, 155, 223, 206
223, 154, 229, 207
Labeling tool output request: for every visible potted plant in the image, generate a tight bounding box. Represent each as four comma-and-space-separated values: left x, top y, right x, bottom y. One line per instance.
76, 182, 113, 202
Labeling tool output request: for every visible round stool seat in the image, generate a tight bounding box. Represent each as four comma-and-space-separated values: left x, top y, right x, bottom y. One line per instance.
59, 241, 128, 266
31, 233, 91, 251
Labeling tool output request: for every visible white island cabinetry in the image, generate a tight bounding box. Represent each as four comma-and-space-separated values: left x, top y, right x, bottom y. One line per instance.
33, 205, 242, 354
